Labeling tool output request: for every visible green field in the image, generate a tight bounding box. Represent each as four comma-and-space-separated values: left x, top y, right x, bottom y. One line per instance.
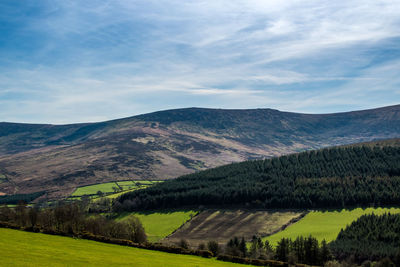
71, 180, 160, 197
135, 180, 158, 185
265, 207, 400, 245
116, 181, 136, 190
104, 188, 139, 199
72, 182, 119, 196
0, 228, 242, 267
118, 210, 198, 242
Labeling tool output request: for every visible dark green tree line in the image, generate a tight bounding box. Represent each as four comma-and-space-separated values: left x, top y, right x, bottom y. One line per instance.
224, 235, 332, 266
116, 146, 400, 210
330, 213, 400, 264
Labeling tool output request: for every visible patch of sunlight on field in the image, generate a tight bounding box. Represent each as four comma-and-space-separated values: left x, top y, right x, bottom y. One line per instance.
71, 182, 118, 196
265, 207, 400, 245
71, 180, 162, 198
103, 188, 141, 199
0, 228, 242, 267
118, 210, 198, 242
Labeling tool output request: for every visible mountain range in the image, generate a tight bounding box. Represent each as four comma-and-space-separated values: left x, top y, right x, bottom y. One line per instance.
0, 104, 399, 199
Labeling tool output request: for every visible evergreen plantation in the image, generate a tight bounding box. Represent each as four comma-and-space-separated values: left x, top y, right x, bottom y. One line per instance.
116, 145, 400, 210
330, 213, 400, 263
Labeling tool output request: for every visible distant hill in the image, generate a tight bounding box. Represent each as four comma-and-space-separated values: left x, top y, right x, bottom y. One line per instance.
117, 139, 400, 210
0, 105, 400, 198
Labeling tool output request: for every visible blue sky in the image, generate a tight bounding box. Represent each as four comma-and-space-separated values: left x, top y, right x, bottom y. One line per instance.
0, 0, 400, 123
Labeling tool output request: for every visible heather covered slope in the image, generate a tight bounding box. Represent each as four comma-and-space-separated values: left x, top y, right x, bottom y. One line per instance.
0, 105, 400, 198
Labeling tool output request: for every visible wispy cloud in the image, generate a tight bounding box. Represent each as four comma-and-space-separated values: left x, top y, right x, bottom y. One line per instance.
0, 0, 399, 123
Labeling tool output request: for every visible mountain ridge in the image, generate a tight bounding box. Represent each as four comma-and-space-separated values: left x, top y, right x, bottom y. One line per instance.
0, 104, 399, 199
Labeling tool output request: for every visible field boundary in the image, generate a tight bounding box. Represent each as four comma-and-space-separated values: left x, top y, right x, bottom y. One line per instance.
0, 222, 294, 267
162, 210, 201, 240
260, 211, 308, 238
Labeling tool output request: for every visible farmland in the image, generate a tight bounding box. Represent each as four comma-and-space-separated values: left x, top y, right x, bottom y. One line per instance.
265, 207, 400, 245
0, 228, 242, 267
163, 210, 303, 247
72, 182, 118, 196
71, 180, 159, 198
117, 210, 198, 242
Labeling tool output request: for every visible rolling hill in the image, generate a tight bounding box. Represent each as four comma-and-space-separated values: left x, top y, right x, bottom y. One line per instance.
117, 139, 400, 210
0, 105, 400, 199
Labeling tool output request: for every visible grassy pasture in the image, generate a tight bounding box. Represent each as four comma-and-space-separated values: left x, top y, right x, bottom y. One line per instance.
104, 188, 139, 199
115, 181, 136, 190
0, 228, 243, 267
72, 182, 118, 196
265, 207, 400, 245
117, 210, 198, 242
71, 180, 161, 198
135, 180, 162, 186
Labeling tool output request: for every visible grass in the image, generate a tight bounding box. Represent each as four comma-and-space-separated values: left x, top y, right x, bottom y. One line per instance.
104, 188, 144, 199
0, 228, 243, 267
117, 210, 198, 242
115, 181, 136, 190
135, 180, 160, 185
265, 207, 400, 245
72, 182, 119, 196
71, 180, 162, 197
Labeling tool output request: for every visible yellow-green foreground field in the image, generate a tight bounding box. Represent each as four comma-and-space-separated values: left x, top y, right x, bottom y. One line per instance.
265, 207, 400, 245
0, 228, 242, 267
118, 210, 198, 242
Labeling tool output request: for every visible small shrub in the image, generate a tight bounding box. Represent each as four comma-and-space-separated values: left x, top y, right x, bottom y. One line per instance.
207, 240, 220, 256
177, 239, 189, 249
196, 250, 213, 258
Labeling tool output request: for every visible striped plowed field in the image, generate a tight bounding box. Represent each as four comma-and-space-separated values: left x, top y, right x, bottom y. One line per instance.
162, 209, 304, 247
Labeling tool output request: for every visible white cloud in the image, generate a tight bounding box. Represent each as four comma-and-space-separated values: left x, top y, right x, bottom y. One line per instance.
0, 0, 399, 123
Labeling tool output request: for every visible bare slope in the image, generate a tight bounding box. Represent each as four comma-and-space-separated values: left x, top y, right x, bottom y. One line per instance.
0, 105, 400, 198
162, 210, 304, 247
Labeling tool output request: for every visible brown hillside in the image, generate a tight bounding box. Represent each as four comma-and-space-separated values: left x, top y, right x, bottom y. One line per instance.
0, 105, 399, 198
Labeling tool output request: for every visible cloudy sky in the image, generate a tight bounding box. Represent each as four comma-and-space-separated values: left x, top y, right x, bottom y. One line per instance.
1, 0, 400, 123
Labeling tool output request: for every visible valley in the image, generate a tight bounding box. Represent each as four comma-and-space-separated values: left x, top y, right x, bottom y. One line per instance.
1, 110, 400, 266
1, 136, 400, 266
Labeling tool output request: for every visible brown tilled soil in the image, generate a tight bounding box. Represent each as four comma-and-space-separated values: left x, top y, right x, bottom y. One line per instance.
162, 209, 304, 247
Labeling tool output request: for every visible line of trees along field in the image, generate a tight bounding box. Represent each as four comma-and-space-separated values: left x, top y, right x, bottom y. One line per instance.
214, 235, 332, 266
116, 146, 400, 210
0, 202, 146, 243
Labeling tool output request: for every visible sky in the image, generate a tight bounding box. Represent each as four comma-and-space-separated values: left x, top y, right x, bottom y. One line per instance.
0, 0, 400, 124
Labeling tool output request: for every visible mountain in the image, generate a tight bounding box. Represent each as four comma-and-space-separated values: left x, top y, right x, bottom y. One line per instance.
117, 138, 400, 210
0, 105, 399, 199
